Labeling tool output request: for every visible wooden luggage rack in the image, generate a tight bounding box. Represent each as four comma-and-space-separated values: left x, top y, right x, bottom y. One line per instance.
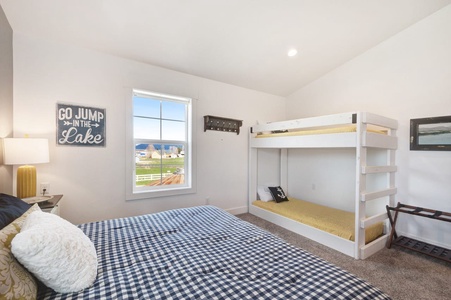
386, 202, 451, 263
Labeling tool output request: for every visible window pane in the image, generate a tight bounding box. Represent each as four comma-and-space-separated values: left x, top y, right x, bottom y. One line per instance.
162, 101, 185, 121
162, 120, 186, 141
135, 143, 185, 187
135, 144, 161, 186
134, 117, 160, 139
160, 144, 185, 185
133, 96, 160, 118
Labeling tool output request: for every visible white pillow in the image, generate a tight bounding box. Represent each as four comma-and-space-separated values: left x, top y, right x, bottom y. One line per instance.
11, 211, 97, 293
257, 186, 274, 202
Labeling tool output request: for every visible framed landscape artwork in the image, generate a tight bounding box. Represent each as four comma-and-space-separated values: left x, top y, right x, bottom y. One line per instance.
410, 115, 451, 151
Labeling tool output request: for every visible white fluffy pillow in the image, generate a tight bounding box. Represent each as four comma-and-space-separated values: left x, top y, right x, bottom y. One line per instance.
257, 186, 274, 202
11, 211, 97, 293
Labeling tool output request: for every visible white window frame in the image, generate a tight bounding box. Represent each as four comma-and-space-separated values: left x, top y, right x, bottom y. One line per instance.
126, 89, 196, 200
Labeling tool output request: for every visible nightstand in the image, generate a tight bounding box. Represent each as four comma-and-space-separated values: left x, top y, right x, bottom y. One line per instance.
38, 195, 63, 215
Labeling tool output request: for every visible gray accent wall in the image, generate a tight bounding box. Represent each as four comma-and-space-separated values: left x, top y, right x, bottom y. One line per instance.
0, 5, 13, 194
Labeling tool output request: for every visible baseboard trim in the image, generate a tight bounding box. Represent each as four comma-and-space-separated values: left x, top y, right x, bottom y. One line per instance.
225, 206, 248, 215
396, 230, 451, 250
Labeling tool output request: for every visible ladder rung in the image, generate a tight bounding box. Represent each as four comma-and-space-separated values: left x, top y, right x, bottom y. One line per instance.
361, 187, 397, 202
362, 165, 397, 174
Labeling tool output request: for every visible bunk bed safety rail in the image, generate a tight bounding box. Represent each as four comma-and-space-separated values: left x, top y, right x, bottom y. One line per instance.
361, 212, 389, 228
362, 132, 397, 149
250, 133, 357, 149
251, 112, 356, 134
360, 235, 389, 259
362, 112, 398, 131
250, 112, 398, 134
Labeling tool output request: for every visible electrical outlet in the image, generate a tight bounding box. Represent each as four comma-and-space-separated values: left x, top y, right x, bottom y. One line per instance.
40, 182, 50, 196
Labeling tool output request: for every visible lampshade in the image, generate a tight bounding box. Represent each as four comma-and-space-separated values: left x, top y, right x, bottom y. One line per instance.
3, 138, 49, 165
3, 138, 49, 199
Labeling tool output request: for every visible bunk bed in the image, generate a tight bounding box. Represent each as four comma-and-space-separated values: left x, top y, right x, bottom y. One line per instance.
248, 112, 398, 259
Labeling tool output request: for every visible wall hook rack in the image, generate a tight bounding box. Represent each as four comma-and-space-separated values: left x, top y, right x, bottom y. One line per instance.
204, 115, 243, 135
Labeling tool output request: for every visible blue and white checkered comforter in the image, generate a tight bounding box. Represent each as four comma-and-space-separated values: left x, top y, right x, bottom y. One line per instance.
39, 206, 390, 299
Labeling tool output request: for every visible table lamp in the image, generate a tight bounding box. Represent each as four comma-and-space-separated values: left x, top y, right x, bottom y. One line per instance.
3, 138, 49, 199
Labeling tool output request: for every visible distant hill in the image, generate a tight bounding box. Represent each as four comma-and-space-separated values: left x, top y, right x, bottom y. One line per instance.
135, 144, 180, 150
419, 125, 451, 135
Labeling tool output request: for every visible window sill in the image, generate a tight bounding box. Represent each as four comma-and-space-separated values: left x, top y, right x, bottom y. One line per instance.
126, 185, 196, 201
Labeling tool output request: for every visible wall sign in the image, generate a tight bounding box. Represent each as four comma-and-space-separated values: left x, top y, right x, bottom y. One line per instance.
57, 103, 106, 147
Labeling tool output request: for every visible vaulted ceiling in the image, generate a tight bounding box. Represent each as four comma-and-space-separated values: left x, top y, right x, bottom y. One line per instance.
1, 0, 451, 96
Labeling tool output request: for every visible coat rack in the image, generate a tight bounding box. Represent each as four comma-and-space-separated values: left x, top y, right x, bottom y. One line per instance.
204, 115, 243, 135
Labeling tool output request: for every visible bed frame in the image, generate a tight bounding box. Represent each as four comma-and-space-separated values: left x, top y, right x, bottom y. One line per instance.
248, 112, 398, 259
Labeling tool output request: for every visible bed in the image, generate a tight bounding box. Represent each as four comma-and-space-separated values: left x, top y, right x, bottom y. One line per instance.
253, 198, 384, 244
248, 112, 398, 259
1, 197, 391, 299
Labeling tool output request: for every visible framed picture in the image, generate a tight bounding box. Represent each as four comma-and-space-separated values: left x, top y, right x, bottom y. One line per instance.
410, 115, 451, 151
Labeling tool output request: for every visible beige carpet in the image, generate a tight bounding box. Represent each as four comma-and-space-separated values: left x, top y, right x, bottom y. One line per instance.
237, 213, 450, 300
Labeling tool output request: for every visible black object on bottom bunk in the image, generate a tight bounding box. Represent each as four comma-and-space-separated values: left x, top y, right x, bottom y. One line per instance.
386, 202, 451, 263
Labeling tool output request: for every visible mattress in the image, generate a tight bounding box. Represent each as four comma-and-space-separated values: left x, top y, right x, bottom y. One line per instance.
255, 124, 387, 138
252, 198, 384, 244
39, 206, 389, 299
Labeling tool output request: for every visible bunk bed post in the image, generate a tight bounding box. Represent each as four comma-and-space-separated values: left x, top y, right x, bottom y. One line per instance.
384, 126, 397, 248
249, 129, 258, 211
280, 149, 288, 192
355, 112, 367, 259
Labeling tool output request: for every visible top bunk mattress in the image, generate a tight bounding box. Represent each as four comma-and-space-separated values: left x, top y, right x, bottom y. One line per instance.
252, 198, 383, 244
255, 124, 387, 138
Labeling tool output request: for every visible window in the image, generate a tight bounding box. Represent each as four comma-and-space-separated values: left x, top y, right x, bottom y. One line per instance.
126, 89, 196, 200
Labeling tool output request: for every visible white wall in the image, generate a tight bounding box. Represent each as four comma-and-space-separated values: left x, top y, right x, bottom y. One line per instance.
0, 5, 13, 194
286, 5, 451, 248
12, 34, 285, 224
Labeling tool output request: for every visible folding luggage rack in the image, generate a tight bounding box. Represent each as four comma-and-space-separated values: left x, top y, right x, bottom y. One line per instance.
386, 202, 451, 263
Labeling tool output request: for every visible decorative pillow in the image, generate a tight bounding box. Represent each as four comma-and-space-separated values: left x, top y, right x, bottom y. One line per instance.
0, 193, 32, 230
11, 211, 98, 293
257, 186, 274, 202
0, 204, 40, 300
268, 186, 289, 203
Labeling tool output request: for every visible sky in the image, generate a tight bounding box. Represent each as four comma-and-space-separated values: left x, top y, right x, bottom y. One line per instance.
133, 96, 186, 141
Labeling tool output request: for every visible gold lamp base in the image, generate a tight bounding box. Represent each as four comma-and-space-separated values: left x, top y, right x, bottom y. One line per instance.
17, 165, 37, 199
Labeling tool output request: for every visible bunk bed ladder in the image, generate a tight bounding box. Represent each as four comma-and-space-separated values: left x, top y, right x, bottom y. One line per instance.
356, 112, 398, 259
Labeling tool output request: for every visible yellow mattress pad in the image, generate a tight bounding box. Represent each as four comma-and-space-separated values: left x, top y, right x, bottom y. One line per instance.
252, 198, 383, 244
256, 124, 387, 138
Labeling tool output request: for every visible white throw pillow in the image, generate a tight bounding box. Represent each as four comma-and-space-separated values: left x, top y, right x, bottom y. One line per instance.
11, 211, 97, 293
257, 186, 274, 202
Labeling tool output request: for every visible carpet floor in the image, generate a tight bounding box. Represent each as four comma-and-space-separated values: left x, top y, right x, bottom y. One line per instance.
236, 213, 450, 300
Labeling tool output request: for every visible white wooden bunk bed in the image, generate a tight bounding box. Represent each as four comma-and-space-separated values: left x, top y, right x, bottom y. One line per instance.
248, 112, 398, 259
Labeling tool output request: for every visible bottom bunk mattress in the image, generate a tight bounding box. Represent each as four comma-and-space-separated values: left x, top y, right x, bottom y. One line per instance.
252, 198, 384, 244
39, 205, 390, 299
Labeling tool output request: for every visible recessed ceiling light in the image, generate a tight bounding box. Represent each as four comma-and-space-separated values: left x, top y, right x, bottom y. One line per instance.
287, 48, 298, 57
